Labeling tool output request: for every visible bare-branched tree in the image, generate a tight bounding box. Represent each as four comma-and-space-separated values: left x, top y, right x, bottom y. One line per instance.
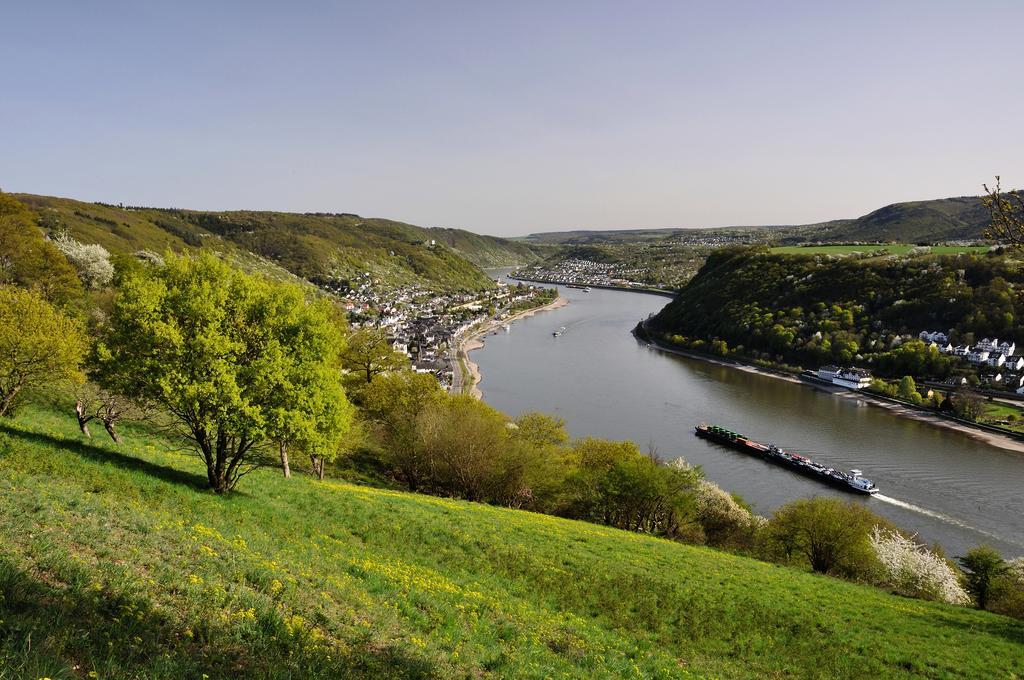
983, 176, 1024, 247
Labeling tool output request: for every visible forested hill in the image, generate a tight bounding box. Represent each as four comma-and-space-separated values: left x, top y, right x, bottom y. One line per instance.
809, 196, 990, 244
13, 193, 540, 291
648, 246, 1024, 375
523, 195, 991, 245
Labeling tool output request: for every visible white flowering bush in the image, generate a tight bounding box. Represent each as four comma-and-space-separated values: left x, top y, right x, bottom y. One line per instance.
870, 526, 969, 605
695, 480, 756, 544
53, 234, 114, 289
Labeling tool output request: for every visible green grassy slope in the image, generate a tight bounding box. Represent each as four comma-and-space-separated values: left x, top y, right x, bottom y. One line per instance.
1, 403, 1022, 679
13, 194, 539, 290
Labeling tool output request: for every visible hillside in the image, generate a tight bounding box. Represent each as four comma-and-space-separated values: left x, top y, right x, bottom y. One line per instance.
648, 247, 1024, 374
1, 401, 1021, 679
523, 196, 992, 246
808, 196, 991, 244
13, 194, 539, 291
521, 225, 795, 245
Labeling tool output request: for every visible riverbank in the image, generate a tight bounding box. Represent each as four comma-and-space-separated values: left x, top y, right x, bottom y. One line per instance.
510, 274, 676, 298
453, 295, 569, 398
640, 330, 1024, 454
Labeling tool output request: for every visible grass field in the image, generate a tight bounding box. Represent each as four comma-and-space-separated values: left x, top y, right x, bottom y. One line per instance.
769, 244, 991, 256
1, 402, 1022, 679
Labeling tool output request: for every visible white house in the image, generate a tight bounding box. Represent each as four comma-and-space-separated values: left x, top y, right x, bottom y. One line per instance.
953, 345, 971, 357
1000, 341, 1017, 356
817, 365, 840, 382
968, 349, 991, 364
1006, 373, 1024, 389
977, 338, 999, 352
988, 353, 1007, 368
940, 342, 955, 354
833, 367, 872, 390
1007, 355, 1024, 372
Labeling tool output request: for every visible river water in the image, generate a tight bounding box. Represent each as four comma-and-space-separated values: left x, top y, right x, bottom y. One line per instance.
476, 272, 1024, 558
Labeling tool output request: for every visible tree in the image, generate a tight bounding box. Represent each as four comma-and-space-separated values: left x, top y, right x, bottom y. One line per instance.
990, 558, 1024, 619
0, 286, 88, 416
52, 233, 115, 289
983, 176, 1024, 248
361, 370, 444, 490
94, 253, 352, 493
0, 192, 82, 306
694, 480, 757, 547
511, 412, 569, 449
869, 527, 969, 605
897, 376, 922, 404
959, 545, 1007, 610
416, 394, 510, 501
951, 388, 984, 422
769, 497, 888, 577
341, 328, 408, 385
74, 382, 143, 443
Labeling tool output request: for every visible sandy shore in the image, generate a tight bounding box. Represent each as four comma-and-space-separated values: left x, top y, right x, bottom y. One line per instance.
455, 295, 569, 399
645, 337, 1024, 454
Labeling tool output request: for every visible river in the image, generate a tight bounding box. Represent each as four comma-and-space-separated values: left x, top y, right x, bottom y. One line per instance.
475, 271, 1024, 558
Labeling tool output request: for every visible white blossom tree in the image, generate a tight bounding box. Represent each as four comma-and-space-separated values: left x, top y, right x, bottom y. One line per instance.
53, 233, 114, 289
694, 479, 758, 545
870, 526, 969, 605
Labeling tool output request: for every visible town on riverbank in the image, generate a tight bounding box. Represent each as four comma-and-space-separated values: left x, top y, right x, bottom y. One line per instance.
345, 273, 556, 389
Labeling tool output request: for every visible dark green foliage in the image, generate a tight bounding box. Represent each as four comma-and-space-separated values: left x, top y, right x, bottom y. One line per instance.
651, 247, 1024, 375
768, 497, 892, 578
960, 546, 1008, 610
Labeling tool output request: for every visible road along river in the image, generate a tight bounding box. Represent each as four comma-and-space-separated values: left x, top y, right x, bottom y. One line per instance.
473, 272, 1024, 558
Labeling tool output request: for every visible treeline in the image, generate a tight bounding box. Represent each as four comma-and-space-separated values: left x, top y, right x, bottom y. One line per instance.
650, 246, 1024, 377
2, 192, 1022, 619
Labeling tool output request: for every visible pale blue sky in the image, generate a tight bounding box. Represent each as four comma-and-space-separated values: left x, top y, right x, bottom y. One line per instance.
2, 1, 1022, 235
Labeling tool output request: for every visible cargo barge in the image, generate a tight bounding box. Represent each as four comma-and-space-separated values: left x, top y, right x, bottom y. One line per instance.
694, 424, 879, 495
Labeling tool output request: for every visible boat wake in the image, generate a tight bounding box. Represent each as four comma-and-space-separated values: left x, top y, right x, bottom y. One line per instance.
873, 494, 1023, 548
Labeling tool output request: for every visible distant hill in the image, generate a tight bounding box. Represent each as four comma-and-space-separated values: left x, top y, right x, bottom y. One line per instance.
521, 224, 790, 245
13, 193, 540, 291
523, 196, 993, 246
806, 196, 991, 244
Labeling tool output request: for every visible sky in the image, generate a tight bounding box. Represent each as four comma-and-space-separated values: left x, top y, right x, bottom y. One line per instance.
2, 1, 1023, 236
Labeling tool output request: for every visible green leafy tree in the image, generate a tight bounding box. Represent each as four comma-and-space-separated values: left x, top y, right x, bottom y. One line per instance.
897, 376, 922, 404
951, 388, 985, 422
416, 394, 510, 501
959, 545, 1007, 610
0, 193, 83, 306
341, 328, 408, 385
512, 412, 569, 449
768, 497, 889, 577
0, 286, 88, 416
94, 253, 351, 493
361, 370, 444, 490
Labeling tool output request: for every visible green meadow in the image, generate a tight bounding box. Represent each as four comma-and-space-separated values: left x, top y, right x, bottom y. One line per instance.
769, 244, 990, 256
1, 402, 1022, 679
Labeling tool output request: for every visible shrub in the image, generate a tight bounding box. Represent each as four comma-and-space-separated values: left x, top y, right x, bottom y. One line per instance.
869, 527, 969, 605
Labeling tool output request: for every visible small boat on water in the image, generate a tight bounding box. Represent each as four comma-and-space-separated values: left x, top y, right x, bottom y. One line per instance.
553, 325, 566, 337
694, 424, 879, 495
